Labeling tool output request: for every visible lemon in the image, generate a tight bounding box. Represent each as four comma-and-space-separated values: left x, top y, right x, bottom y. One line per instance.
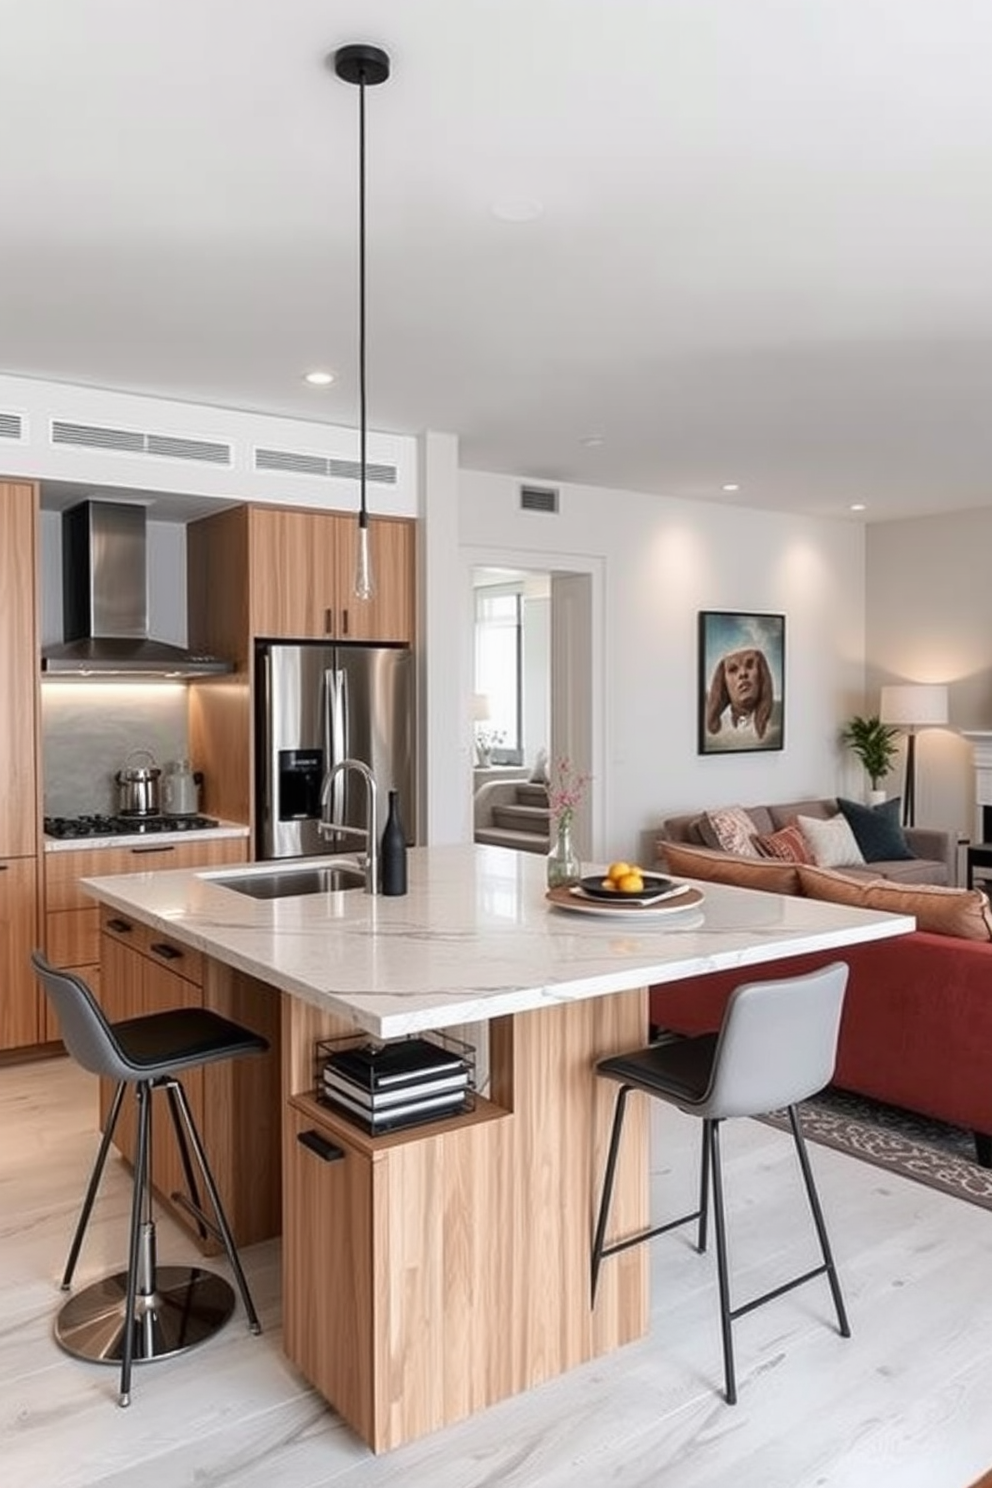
599, 878, 618, 891
606, 861, 631, 883
617, 871, 644, 893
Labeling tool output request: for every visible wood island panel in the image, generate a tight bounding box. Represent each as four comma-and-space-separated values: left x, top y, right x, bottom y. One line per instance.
280, 986, 648, 1453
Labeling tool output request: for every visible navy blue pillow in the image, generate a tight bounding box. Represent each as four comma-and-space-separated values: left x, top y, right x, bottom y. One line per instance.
836, 797, 915, 862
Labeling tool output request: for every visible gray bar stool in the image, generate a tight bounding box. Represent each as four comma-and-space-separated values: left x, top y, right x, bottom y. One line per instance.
591, 961, 850, 1405
31, 950, 268, 1406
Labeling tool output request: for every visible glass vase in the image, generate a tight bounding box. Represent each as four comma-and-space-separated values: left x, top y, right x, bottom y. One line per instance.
547, 817, 581, 889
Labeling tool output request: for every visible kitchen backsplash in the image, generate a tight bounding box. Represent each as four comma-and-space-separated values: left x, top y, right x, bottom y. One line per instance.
42, 683, 190, 816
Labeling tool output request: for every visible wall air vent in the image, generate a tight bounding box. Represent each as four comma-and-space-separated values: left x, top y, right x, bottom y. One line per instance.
51, 420, 232, 465
0, 411, 24, 440
520, 484, 559, 514
254, 446, 397, 485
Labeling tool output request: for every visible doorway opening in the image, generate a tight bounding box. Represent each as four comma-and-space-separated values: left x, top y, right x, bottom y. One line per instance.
470, 565, 594, 859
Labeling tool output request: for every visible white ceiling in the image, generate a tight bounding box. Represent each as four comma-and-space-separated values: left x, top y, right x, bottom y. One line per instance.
5, 1, 992, 524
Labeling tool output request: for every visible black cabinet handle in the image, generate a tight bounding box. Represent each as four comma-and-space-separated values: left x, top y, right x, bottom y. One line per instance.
106, 917, 133, 934
297, 1129, 345, 1163
131, 845, 176, 856
149, 942, 182, 961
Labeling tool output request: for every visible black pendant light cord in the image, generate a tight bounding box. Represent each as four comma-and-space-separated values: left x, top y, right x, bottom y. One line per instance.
358, 69, 368, 533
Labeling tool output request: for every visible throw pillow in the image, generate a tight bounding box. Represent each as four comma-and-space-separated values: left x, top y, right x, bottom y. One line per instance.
704, 805, 762, 857
836, 797, 915, 862
752, 822, 815, 865
659, 841, 801, 896
796, 813, 865, 870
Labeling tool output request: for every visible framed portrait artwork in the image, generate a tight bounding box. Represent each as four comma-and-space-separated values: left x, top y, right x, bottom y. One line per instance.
698, 611, 785, 755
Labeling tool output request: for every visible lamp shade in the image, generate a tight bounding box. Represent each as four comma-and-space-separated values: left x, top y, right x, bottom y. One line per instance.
472, 693, 492, 723
879, 683, 948, 728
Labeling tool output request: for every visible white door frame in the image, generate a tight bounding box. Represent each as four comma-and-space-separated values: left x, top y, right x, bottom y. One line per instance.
461, 545, 606, 860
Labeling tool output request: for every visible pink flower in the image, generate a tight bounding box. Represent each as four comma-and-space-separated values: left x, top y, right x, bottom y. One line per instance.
548, 757, 590, 828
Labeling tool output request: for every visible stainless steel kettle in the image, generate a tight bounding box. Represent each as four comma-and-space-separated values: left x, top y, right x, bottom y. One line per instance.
115, 748, 162, 816
161, 758, 200, 816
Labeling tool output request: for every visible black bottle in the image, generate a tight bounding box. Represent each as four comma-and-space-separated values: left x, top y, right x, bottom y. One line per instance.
380, 789, 408, 896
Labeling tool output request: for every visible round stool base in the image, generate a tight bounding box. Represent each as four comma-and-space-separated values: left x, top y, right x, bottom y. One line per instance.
55, 1266, 236, 1366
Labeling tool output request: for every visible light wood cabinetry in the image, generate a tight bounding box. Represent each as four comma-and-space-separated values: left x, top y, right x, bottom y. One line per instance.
0, 858, 41, 1049
187, 501, 415, 830
98, 908, 281, 1250
41, 836, 248, 1041
0, 481, 41, 1049
280, 989, 647, 1454
189, 502, 415, 649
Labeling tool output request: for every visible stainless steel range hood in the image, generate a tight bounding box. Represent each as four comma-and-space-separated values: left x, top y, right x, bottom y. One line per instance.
41, 501, 232, 677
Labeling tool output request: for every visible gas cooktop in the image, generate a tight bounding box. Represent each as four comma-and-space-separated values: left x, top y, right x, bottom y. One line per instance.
44, 814, 221, 840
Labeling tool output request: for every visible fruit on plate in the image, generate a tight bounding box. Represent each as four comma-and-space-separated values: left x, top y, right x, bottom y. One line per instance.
602, 861, 645, 893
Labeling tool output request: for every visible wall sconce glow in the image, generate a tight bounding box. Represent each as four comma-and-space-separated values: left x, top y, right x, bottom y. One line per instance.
721, 483, 740, 493
850, 503, 866, 512
304, 370, 335, 386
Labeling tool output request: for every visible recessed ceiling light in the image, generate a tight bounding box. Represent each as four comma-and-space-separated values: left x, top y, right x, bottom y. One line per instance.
581, 435, 604, 448
490, 197, 544, 223
721, 483, 740, 493
850, 502, 866, 512
304, 370, 335, 386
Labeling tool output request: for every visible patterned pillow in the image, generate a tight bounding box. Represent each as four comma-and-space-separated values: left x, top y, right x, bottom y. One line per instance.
796, 813, 865, 869
753, 822, 815, 864
704, 805, 761, 857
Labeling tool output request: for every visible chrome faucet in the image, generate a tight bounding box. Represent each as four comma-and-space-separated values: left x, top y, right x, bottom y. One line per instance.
319, 758, 379, 894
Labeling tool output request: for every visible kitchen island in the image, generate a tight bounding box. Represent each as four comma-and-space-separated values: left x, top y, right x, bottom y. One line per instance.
82, 844, 913, 1453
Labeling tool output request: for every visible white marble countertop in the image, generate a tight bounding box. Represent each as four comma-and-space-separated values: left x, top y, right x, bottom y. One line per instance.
44, 821, 250, 852
80, 844, 915, 1038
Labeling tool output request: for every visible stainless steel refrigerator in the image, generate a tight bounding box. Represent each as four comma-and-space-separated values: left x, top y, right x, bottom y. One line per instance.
255, 641, 415, 861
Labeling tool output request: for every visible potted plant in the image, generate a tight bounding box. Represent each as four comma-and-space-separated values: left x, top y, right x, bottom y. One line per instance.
841, 714, 900, 800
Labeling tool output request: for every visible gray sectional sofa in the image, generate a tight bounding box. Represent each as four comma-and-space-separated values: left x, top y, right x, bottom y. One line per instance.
659, 796, 954, 886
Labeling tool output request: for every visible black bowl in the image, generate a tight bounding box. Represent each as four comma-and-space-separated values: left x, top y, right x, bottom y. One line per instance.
576, 873, 674, 903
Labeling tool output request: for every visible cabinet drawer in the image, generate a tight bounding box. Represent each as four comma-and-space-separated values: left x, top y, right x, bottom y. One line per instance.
45, 836, 248, 911
101, 910, 203, 987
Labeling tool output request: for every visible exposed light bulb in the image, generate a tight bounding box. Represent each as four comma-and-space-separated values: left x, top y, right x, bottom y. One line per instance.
354, 515, 375, 600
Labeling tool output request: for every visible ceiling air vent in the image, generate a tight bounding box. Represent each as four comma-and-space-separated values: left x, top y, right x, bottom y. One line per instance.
0, 411, 24, 440
520, 484, 559, 514
255, 447, 397, 484
51, 420, 232, 465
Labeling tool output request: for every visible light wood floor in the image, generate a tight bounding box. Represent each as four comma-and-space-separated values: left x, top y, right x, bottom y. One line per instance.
3, 1053, 992, 1488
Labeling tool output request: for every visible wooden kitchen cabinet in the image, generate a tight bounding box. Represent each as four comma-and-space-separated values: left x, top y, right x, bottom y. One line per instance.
189, 502, 415, 648
0, 482, 39, 859
41, 835, 248, 1041
0, 481, 42, 1050
0, 858, 42, 1049
98, 909, 281, 1250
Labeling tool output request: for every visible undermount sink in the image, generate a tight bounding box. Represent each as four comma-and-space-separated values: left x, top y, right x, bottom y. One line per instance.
212, 864, 367, 900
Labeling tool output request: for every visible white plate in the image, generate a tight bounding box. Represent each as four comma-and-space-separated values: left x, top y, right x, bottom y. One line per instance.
546, 884, 704, 918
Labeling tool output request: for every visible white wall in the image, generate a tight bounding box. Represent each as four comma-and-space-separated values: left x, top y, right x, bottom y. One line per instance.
457, 471, 867, 862
866, 508, 992, 842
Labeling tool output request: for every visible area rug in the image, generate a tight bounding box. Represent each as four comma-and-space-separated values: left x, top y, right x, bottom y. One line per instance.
761, 1087, 992, 1212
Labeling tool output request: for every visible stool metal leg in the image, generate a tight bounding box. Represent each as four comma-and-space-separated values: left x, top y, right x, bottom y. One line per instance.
590, 1086, 631, 1305
707, 1119, 737, 1405
696, 1120, 711, 1254
164, 1081, 209, 1244
119, 1080, 152, 1404
787, 1104, 851, 1339
61, 1079, 127, 1290
168, 1078, 261, 1334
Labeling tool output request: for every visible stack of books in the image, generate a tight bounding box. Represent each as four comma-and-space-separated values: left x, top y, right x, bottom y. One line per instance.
320, 1037, 472, 1134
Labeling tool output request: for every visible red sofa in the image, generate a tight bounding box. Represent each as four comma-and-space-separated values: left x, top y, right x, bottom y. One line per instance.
649, 847, 992, 1164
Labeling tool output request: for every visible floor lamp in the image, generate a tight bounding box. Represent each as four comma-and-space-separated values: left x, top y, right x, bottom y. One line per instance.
879, 684, 949, 828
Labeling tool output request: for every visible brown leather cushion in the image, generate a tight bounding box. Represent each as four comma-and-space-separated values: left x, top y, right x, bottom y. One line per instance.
659, 841, 801, 895
798, 864, 992, 941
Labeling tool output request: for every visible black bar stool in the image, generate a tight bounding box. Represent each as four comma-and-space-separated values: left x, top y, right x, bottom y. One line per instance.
31, 950, 268, 1406
591, 961, 850, 1405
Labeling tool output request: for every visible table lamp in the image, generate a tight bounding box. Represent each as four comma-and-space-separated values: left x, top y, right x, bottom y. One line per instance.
879, 684, 949, 827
